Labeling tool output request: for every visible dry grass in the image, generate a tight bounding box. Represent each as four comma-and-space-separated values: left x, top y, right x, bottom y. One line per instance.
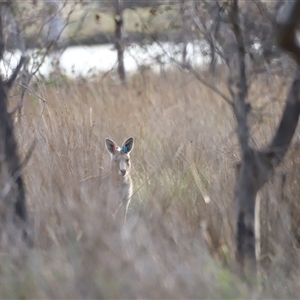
2, 68, 300, 298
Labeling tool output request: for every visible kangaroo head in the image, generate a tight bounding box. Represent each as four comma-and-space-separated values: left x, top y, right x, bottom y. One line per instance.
105, 137, 134, 177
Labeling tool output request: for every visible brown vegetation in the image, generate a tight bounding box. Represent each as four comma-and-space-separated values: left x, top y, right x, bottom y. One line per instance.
3, 69, 300, 298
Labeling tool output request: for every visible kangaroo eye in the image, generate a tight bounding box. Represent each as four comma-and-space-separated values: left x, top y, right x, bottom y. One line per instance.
126, 159, 129, 163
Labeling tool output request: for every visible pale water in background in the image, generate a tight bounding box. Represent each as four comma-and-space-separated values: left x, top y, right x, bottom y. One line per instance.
1, 42, 209, 79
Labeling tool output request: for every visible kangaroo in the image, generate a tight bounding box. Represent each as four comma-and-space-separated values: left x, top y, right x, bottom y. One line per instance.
104, 137, 134, 222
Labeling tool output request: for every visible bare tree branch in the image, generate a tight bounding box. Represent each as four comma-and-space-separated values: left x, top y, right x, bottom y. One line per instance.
266, 69, 300, 165
186, 65, 232, 105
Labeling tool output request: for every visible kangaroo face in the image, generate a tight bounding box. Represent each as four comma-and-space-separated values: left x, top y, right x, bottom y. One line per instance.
105, 137, 134, 178
112, 151, 131, 177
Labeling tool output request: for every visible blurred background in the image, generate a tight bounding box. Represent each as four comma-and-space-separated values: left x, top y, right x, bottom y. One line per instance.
0, 0, 300, 298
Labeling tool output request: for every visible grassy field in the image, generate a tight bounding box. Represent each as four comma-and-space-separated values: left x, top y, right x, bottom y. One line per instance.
2, 67, 300, 298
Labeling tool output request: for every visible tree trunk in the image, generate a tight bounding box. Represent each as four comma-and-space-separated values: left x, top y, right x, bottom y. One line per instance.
235, 69, 300, 274
0, 4, 31, 246
180, 0, 188, 65
115, 0, 126, 85
232, 0, 300, 275
0, 81, 27, 222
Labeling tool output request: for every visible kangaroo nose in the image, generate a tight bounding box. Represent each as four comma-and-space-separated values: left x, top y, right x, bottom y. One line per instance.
120, 169, 126, 176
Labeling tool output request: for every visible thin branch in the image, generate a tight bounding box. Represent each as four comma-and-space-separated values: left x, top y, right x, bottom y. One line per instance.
131, 6, 232, 105
9, 83, 48, 117
189, 4, 228, 64
152, 34, 233, 105
17, 83, 48, 104
19, 138, 37, 171
31, 4, 74, 76
186, 65, 232, 105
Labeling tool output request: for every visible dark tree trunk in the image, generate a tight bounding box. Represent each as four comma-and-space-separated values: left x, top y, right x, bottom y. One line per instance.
232, 0, 300, 274
0, 80, 27, 223
0, 4, 31, 246
180, 0, 188, 65
115, 0, 126, 85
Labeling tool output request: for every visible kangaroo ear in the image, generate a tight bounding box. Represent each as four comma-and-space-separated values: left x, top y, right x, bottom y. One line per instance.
105, 138, 117, 154
121, 137, 134, 154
